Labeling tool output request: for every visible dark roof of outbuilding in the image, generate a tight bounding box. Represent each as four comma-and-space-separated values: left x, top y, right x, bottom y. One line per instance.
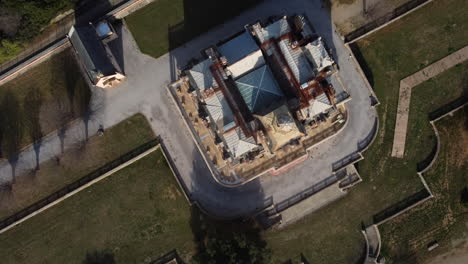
69, 25, 116, 82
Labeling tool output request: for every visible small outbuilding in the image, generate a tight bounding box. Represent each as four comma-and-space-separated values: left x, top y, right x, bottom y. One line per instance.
68, 21, 125, 88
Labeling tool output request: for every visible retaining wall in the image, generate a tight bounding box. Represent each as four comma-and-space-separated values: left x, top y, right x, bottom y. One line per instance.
0, 139, 160, 234
109, 0, 159, 19
345, 0, 434, 43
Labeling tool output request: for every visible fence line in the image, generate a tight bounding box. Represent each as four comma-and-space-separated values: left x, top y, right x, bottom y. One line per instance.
0, 38, 70, 86
332, 152, 362, 172
358, 117, 379, 152
275, 174, 338, 213
0, 23, 72, 75
345, 0, 433, 43
158, 138, 193, 205
373, 189, 431, 225
0, 138, 159, 234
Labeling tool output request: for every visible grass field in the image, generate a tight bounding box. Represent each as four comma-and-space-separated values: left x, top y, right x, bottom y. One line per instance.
0, 48, 90, 154
125, 0, 261, 59
265, 0, 468, 263
0, 113, 155, 220
379, 108, 468, 261
0, 149, 196, 264
1, 0, 465, 263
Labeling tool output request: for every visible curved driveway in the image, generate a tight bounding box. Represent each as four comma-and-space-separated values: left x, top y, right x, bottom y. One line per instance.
0, 0, 377, 218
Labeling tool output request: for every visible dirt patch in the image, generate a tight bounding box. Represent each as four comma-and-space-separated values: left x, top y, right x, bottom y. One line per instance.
162, 185, 181, 200
332, 0, 412, 34
426, 227, 468, 264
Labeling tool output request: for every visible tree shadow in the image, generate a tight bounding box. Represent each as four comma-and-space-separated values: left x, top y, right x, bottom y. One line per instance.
76, 76, 93, 141
82, 249, 115, 264
48, 56, 73, 154
24, 88, 44, 170
63, 53, 81, 111
0, 89, 23, 183
185, 143, 272, 263
159, 134, 272, 262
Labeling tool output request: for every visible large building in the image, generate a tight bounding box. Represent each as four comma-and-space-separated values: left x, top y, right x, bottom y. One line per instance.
175, 15, 349, 183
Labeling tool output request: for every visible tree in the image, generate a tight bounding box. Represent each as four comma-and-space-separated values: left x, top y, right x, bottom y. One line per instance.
191, 207, 271, 264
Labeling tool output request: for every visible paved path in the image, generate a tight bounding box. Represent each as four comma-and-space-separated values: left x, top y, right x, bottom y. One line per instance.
391, 45, 468, 158
0, 0, 377, 218
278, 183, 346, 227
365, 225, 381, 260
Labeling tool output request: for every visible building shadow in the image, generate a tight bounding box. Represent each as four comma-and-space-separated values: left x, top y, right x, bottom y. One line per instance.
168, 0, 262, 51
188, 147, 268, 218
348, 42, 374, 87
167, 0, 344, 81
74, 0, 114, 26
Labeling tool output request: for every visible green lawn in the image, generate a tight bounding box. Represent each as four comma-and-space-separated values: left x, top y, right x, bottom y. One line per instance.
0, 149, 196, 264
265, 0, 468, 263
0, 47, 90, 154
0, 113, 155, 219
378, 109, 468, 262
125, 0, 262, 59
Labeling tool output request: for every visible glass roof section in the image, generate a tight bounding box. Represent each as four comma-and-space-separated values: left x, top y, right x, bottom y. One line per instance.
235, 65, 284, 113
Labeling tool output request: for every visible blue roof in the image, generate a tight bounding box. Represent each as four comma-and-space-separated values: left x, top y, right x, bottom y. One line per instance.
235, 65, 284, 113
218, 31, 259, 64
